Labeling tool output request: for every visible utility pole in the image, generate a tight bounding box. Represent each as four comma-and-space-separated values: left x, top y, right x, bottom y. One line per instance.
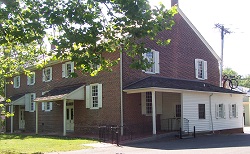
215, 23, 232, 87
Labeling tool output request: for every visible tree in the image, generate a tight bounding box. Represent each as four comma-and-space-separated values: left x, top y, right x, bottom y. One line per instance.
223, 67, 250, 88
0, 0, 177, 112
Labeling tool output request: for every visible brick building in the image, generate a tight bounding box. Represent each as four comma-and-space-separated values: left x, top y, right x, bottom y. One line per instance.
5, 1, 244, 137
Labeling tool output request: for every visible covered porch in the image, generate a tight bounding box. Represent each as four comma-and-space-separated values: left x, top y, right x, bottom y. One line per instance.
123, 76, 243, 135
34, 84, 85, 136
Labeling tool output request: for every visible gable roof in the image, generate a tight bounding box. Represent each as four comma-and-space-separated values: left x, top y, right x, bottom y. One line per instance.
123, 76, 243, 94
177, 7, 221, 62
34, 84, 85, 102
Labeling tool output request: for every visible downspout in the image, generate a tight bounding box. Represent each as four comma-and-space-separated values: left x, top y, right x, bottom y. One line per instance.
120, 52, 124, 135
209, 93, 214, 133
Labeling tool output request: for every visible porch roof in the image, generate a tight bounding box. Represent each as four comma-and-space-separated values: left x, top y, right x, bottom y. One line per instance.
34, 84, 85, 102
123, 76, 244, 94
7, 93, 26, 105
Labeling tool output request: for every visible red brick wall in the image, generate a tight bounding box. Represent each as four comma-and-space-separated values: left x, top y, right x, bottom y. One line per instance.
6, 52, 122, 134
122, 13, 219, 87
122, 13, 220, 131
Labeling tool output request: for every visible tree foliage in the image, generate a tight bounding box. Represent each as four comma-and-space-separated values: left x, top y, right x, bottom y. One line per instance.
223, 67, 250, 88
0, 0, 177, 98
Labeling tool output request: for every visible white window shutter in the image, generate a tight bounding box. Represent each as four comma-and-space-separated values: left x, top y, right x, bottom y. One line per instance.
27, 76, 30, 85
71, 62, 74, 73
25, 94, 30, 111
50, 102, 53, 111
195, 59, 199, 79
86, 86, 90, 108
215, 104, 219, 119
62, 64, 66, 78
156, 92, 162, 114
229, 104, 232, 118
42, 69, 45, 82
49, 67, 52, 81
236, 104, 238, 118
32, 93, 36, 111
33, 72, 36, 84
154, 51, 160, 73
223, 104, 226, 119
141, 92, 146, 115
18, 76, 20, 87
142, 53, 147, 72
42, 102, 45, 111
204, 61, 208, 79
98, 84, 102, 108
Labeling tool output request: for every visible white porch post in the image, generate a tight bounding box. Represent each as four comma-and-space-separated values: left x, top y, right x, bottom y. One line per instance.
63, 99, 66, 136
152, 90, 156, 135
35, 102, 38, 135
10, 105, 13, 133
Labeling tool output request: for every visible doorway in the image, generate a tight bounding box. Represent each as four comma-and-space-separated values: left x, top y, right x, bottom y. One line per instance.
66, 102, 74, 131
19, 106, 25, 129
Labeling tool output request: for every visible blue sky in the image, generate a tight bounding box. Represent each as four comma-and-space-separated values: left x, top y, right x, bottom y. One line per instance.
150, 0, 250, 76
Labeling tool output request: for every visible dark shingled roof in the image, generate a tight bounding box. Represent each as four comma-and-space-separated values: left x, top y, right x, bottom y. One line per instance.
42, 84, 84, 97
124, 76, 244, 94
8, 93, 26, 102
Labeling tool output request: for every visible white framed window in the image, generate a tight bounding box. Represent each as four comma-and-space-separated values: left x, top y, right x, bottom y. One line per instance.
25, 93, 36, 112
42, 67, 52, 82
216, 104, 225, 119
198, 104, 205, 119
62, 61, 74, 78
146, 92, 152, 115
229, 104, 238, 118
41, 92, 52, 111
141, 92, 162, 115
27, 72, 35, 85
195, 59, 207, 80
13, 76, 20, 88
142, 49, 160, 74
176, 104, 181, 117
86, 83, 102, 109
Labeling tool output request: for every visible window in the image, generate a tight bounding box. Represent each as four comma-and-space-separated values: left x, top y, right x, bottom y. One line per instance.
198, 104, 205, 119
27, 72, 35, 85
86, 84, 102, 109
42, 67, 52, 82
25, 93, 36, 112
176, 104, 181, 117
146, 92, 152, 115
62, 62, 74, 78
143, 49, 160, 74
41, 92, 52, 111
216, 104, 225, 119
13, 76, 20, 88
195, 59, 207, 80
229, 104, 238, 118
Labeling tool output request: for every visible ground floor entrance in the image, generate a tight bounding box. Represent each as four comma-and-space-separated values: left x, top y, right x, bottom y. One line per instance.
19, 106, 25, 129
66, 102, 74, 131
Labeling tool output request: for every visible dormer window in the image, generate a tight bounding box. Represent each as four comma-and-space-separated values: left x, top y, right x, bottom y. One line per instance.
195, 59, 207, 80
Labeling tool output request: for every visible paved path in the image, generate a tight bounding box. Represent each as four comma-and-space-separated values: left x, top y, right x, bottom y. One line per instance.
48, 127, 250, 154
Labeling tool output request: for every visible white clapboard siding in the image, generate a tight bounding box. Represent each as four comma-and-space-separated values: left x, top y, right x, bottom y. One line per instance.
182, 92, 243, 132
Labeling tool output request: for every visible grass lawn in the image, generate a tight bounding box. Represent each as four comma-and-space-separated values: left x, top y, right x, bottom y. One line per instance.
0, 134, 98, 154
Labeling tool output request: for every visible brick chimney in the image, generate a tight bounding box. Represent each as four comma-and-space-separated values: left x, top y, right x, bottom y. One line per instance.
171, 0, 178, 6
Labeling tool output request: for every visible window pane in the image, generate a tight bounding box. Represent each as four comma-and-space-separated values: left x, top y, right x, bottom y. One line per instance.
146, 92, 152, 114
91, 85, 98, 108
198, 104, 205, 119
176, 104, 181, 117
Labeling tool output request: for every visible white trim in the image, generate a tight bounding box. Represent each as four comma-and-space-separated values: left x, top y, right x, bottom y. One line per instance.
27, 72, 35, 85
